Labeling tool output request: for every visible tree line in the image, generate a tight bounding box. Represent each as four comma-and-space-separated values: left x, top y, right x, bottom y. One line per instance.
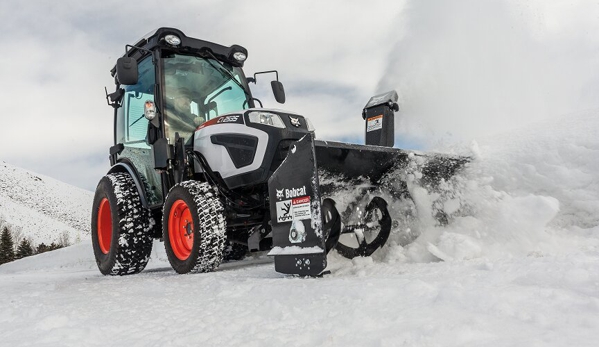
0, 226, 70, 265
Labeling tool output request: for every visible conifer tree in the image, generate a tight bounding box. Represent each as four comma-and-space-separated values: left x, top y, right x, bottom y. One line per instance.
16, 239, 34, 259
36, 243, 49, 254
0, 226, 15, 264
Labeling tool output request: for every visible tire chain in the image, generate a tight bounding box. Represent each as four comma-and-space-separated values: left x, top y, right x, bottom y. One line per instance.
169, 181, 226, 273
106, 172, 154, 275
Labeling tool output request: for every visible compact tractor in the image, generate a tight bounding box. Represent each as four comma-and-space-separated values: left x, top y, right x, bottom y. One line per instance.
92, 28, 466, 276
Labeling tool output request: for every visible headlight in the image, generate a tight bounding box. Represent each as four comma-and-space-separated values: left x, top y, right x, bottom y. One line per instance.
248, 111, 286, 128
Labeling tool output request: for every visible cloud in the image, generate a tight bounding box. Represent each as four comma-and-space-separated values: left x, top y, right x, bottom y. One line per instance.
377, 0, 599, 147
1, 0, 598, 191
0, 0, 406, 191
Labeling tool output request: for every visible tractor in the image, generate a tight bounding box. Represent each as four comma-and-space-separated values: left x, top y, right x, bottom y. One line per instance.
92, 28, 466, 276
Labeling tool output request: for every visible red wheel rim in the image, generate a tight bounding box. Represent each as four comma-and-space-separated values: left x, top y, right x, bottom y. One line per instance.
169, 199, 194, 260
97, 198, 112, 254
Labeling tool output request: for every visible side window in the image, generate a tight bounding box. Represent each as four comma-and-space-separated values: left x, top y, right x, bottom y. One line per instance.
118, 57, 155, 148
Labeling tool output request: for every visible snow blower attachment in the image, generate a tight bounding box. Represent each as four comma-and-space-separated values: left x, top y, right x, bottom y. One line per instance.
94, 28, 468, 277
268, 92, 468, 276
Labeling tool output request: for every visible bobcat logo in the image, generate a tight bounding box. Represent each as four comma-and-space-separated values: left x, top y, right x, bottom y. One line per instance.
289, 117, 301, 127
276, 189, 284, 200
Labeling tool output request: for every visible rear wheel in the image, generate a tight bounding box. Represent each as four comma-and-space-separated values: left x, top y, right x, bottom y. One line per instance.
163, 181, 226, 274
91, 172, 154, 275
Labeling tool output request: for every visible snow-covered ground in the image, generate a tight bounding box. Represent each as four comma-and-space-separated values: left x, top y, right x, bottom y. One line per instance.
0, 109, 597, 346
1, 240, 598, 346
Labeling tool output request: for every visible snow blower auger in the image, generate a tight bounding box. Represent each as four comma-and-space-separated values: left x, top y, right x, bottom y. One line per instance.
93, 28, 468, 277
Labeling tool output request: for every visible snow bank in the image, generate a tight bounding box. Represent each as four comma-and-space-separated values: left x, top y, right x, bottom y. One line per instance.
0, 240, 172, 274
0, 241, 96, 273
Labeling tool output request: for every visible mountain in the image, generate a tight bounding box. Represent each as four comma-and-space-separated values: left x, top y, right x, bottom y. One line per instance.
0, 162, 93, 246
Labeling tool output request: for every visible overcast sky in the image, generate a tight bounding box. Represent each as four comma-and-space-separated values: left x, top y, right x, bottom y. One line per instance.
1, 0, 598, 191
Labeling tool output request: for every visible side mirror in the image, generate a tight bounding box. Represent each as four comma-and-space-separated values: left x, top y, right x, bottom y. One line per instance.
271, 80, 286, 104
116, 57, 138, 85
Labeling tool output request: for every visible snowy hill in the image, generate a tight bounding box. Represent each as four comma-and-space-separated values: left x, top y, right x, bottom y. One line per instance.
0, 110, 598, 346
0, 162, 93, 245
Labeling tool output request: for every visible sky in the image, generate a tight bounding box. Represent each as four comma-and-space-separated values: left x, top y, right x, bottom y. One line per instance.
1, 0, 598, 191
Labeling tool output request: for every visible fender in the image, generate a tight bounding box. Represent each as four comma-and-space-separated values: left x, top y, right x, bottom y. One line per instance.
107, 160, 151, 209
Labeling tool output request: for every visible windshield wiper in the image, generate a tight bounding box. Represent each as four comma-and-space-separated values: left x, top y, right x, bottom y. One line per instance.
201, 52, 251, 99
208, 86, 232, 105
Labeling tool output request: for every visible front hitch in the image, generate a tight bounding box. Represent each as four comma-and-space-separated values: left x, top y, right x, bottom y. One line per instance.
267, 133, 327, 276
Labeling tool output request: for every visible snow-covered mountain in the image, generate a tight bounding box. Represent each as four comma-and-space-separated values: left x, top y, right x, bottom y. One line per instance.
0, 162, 93, 245
0, 110, 597, 346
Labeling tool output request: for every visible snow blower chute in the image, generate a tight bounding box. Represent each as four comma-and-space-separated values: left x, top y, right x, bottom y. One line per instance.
268, 91, 468, 276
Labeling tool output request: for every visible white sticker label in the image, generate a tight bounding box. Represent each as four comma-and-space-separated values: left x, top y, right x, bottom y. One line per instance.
276, 200, 293, 223
276, 196, 311, 223
292, 196, 311, 221
367, 115, 383, 132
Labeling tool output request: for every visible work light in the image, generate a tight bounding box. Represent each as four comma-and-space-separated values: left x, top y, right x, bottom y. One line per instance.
164, 34, 181, 46
233, 52, 247, 62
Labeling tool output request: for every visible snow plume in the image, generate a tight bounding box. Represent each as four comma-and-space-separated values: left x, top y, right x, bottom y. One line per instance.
405, 162, 562, 262
320, 107, 599, 266
378, 0, 599, 147
379, 110, 599, 263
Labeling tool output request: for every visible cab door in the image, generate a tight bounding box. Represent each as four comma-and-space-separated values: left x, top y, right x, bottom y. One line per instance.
114, 56, 163, 205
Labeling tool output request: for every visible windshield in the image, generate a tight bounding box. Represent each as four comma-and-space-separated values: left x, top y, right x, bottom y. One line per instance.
162, 54, 250, 143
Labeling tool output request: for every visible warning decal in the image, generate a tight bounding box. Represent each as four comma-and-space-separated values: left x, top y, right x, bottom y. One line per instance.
275, 196, 311, 223
292, 196, 311, 221
367, 115, 383, 132
276, 200, 293, 223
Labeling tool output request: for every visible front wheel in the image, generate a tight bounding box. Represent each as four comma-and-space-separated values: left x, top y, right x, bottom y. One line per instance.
163, 181, 226, 274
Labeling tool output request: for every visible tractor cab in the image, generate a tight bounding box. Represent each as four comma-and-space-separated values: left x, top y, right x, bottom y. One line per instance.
105, 28, 284, 207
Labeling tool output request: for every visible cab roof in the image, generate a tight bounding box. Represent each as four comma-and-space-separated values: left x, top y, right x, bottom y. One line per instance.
110, 27, 248, 77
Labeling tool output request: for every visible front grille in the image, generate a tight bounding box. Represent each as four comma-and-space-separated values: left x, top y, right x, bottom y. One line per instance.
211, 134, 258, 169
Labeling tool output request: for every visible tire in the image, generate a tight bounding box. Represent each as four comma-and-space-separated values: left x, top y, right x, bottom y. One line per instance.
91, 172, 154, 275
163, 181, 226, 274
